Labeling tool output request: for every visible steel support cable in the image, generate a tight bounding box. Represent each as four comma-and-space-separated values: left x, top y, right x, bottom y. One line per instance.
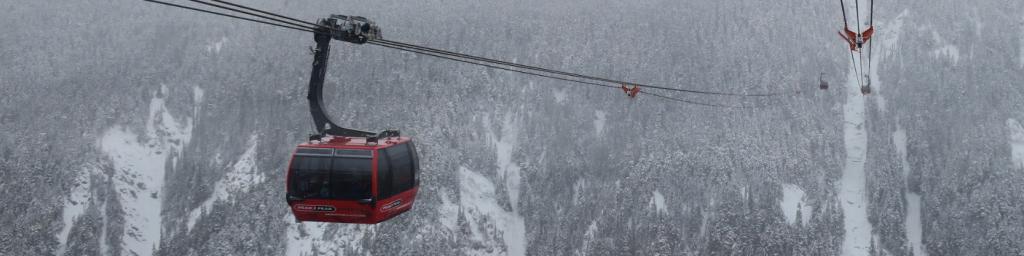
855, 0, 866, 85
838, 0, 849, 26
373, 39, 685, 93
859, 45, 865, 81
855, 0, 861, 38
140, 1, 620, 94
869, 0, 874, 25
380, 41, 777, 108
838, 0, 862, 88
867, 0, 874, 82
142, 0, 776, 107
162, 0, 657, 95
367, 41, 616, 90
849, 49, 862, 88
209, 0, 322, 28
372, 39, 626, 85
191, 1, 789, 98
368, 40, 753, 108
645, 92, 758, 109
188, 0, 319, 31
142, 0, 317, 33
153, 0, 795, 98
377, 39, 801, 99
374, 39, 785, 97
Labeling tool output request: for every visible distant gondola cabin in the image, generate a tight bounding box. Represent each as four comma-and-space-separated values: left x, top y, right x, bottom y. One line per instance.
286, 136, 419, 224
819, 73, 829, 90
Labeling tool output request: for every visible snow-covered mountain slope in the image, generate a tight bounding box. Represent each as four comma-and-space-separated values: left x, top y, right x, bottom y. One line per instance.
185, 135, 263, 231
55, 165, 99, 256
99, 84, 193, 256
457, 167, 527, 256
2, 0, 1023, 255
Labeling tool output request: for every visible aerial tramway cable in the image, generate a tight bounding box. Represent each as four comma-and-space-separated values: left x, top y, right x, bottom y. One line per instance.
866, 0, 875, 84
838, 0, 862, 88
143, 0, 795, 107
366, 41, 754, 108
372, 39, 782, 97
855, 0, 864, 83
208, 0, 323, 28
141, 0, 316, 33
837, 0, 878, 91
186, 0, 318, 31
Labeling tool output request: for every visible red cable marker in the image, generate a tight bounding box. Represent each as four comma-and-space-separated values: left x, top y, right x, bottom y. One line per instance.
621, 84, 641, 98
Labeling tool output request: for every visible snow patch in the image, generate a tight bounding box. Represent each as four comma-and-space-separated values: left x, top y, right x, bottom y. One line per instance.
192, 86, 204, 121
56, 165, 99, 256
552, 89, 568, 103
905, 193, 927, 256
459, 167, 527, 256
484, 114, 523, 211
780, 184, 811, 226
285, 220, 374, 256
576, 220, 599, 256
284, 222, 318, 256
98, 195, 110, 256
438, 189, 460, 231
572, 179, 586, 205
186, 136, 264, 231
99, 84, 192, 256
929, 29, 960, 65
649, 190, 668, 215
594, 110, 607, 135
878, 10, 908, 60
894, 126, 927, 254
893, 128, 909, 177
206, 36, 228, 53
1020, 16, 1024, 69
193, 86, 204, 104
1008, 119, 1024, 169
931, 45, 960, 65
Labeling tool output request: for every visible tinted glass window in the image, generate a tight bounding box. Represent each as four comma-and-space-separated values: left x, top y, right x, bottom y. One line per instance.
408, 142, 420, 185
386, 143, 414, 194
329, 157, 373, 199
335, 149, 372, 158
289, 156, 371, 200
289, 156, 331, 199
295, 147, 333, 156
377, 151, 392, 198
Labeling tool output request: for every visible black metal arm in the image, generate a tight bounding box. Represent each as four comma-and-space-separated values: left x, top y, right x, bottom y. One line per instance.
306, 16, 397, 140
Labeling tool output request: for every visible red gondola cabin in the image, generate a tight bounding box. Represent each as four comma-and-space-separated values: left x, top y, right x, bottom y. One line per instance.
286, 16, 419, 224
286, 136, 419, 224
